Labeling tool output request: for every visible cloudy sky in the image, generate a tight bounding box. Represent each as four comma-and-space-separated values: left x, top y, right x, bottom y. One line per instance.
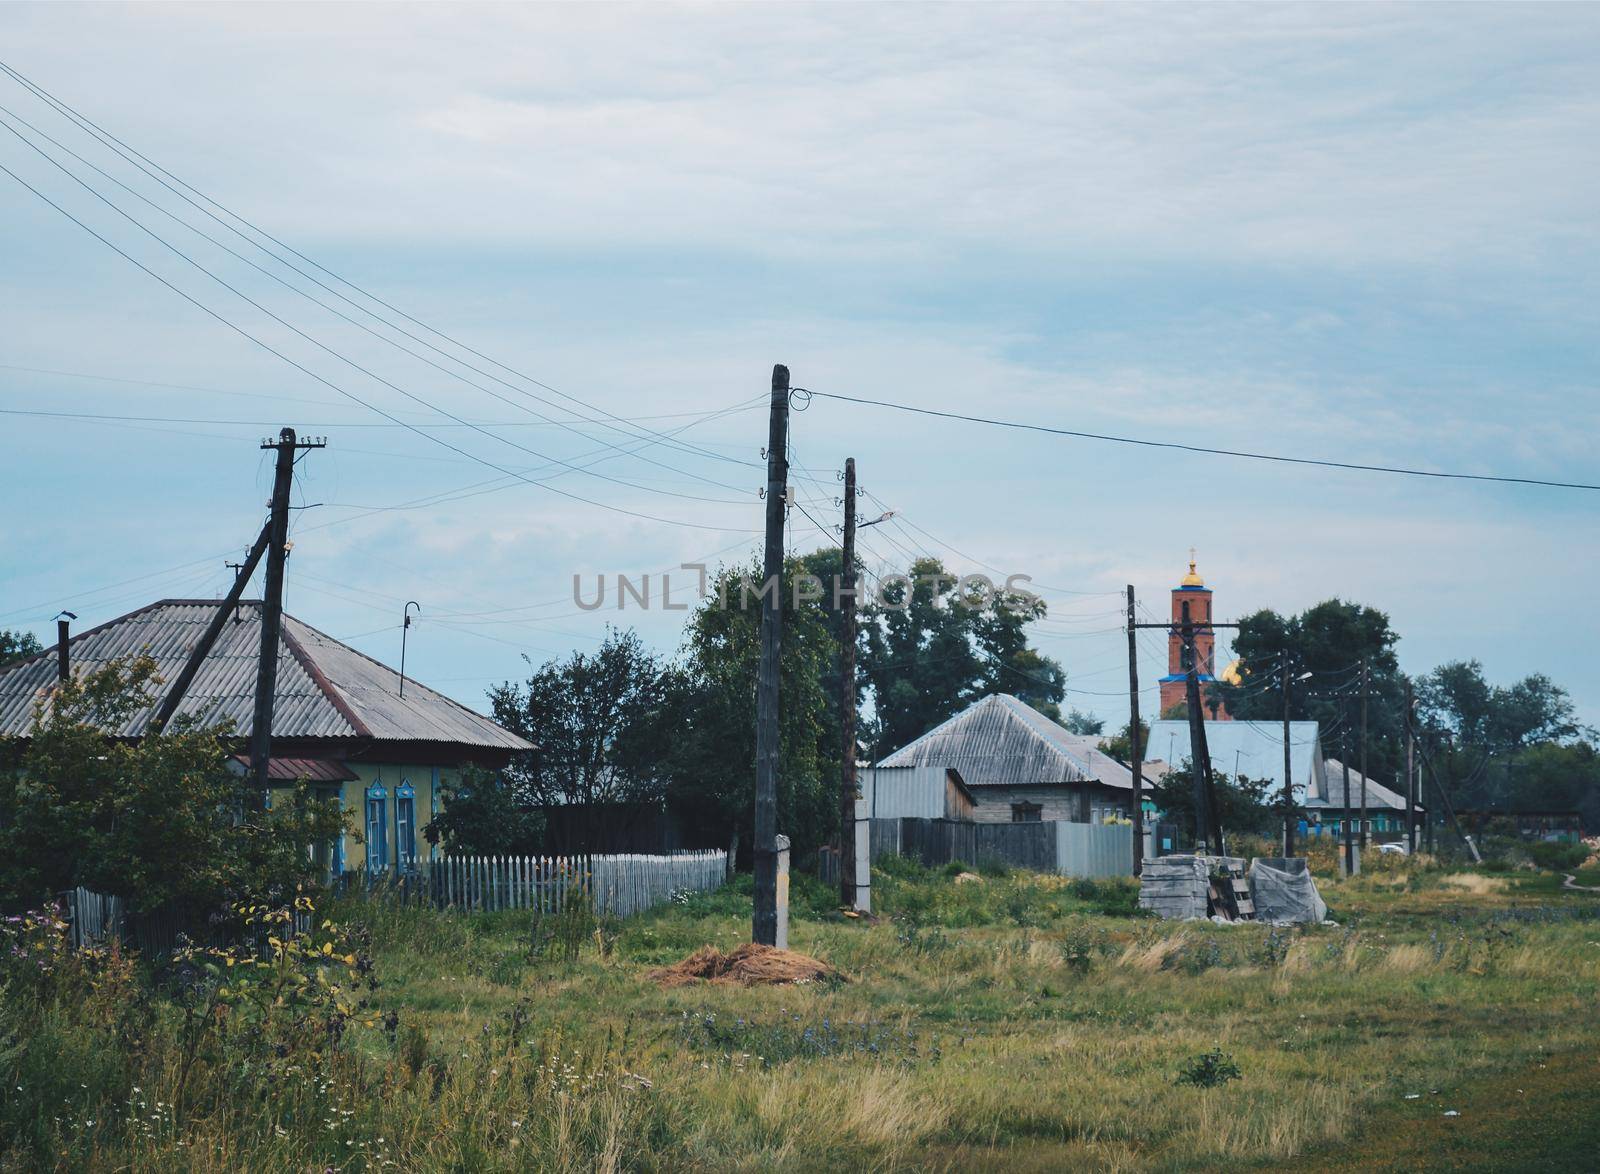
2, 3, 1597, 730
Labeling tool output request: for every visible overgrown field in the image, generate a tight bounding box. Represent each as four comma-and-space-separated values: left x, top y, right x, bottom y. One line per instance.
4, 852, 1599, 1172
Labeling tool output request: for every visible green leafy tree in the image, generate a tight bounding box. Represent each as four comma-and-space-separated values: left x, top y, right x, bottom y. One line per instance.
424, 765, 544, 856
1151, 763, 1279, 842
488, 627, 670, 852
1100, 717, 1151, 765
0, 655, 343, 914
864, 556, 1064, 754
1415, 660, 1589, 814
1214, 598, 1405, 780
0, 630, 42, 670
659, 557, 838, 862
1416, 660, 1580, 751
1062, 709, 1104, 736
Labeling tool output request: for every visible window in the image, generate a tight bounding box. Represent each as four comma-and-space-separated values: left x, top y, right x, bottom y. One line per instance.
366, 782, 388, 872
1011, 802, 1043, 823
396, 781, 416, 870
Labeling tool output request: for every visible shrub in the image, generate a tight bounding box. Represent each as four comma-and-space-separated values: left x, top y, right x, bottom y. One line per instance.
1176, 1048, 1241, 1088
1529, 842, 1590, 872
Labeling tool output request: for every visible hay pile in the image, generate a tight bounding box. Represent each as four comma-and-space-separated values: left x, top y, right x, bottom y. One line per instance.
648, 943, 840, 988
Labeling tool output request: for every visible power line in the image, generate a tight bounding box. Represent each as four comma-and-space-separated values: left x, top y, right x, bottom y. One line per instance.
0, 97, 766, 497
810, 390, 1600, 493
0, 115, 766, 511
0, 157, 758, 535
0, 60, 757, 473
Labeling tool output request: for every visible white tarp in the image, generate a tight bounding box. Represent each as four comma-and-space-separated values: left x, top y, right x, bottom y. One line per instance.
1248, 858, 1327, 925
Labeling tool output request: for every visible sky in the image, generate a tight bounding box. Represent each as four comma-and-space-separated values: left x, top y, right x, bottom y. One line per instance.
1, 3, 1597, 733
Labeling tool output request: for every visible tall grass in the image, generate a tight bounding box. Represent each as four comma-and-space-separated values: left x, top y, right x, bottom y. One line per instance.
3, 859, 1598, 1170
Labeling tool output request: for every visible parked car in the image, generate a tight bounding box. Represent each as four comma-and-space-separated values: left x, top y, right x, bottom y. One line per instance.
1377, 842, 1408, 856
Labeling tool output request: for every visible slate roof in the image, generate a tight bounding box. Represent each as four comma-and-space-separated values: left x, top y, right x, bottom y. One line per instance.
877, 693, 1137, 791
0, 599, 531, 752
1310, 758, 1419, 813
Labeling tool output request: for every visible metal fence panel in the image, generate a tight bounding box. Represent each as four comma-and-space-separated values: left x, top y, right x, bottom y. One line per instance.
1055, 822, 1134, 878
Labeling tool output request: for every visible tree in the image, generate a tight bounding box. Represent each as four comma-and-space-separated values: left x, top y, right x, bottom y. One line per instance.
0, 629, 42, 670
659, 557, 839, 863
1062, 709, 1104, 736
1151, 763, 1278, 842
1415, 660, 1589, 814
1416, 660, 1580, 751
1100, 718, 1150, 765
0, 655, 342, 914
488, 628, 670, 854
864, 556, 1064, 754
424, 765, 544, 856
1214, 598, 1405, 781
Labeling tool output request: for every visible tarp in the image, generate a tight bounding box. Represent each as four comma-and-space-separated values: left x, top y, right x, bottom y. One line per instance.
1249, 858, 1327, 925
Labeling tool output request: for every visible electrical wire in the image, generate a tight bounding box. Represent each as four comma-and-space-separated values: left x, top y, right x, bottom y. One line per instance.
0, 60, 758, 473
809, 390, 1600, 493
0, 158, 759, 535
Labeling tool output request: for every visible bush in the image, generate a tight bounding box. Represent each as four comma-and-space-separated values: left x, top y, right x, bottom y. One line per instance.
1176, 1048, 1241, 1088
1529, 842, 1590, 872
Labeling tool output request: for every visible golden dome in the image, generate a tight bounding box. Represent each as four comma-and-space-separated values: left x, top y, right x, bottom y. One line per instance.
1181, 548, 1204, 587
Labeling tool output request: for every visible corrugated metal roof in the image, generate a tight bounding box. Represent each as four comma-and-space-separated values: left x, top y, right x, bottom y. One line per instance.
1310, 758, 1417, 812
1145, 719, 1325, 800
0, 599, 530, 752
229, 755, 358, 783
878, 694, 1137, 791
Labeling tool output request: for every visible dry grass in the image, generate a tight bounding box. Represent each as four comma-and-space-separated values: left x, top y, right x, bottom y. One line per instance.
5, 862, 1599, 1171
1439, 872, 1509, 895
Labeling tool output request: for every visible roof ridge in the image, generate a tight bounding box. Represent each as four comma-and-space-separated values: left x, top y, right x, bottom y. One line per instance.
280, 612, 508, 729
279, 621, 369, 738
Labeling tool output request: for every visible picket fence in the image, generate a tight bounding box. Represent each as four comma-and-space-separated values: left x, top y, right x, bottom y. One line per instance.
410, 850, 727, 918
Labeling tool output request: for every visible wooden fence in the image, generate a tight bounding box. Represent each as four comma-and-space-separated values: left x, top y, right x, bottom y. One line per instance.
376, 850, 728, 918
64, 851, 726, 955
62, 887, 307, 955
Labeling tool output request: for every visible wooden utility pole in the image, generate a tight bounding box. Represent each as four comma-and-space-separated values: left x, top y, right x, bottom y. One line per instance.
1407, 714, 1481, 863
839, 457, 859, 905
1179, 602, 1224, 856
1125, 585, 1145, 876
753, 365, 789, 946
1341, 732, 1355, 875
1404, 680, 1417, 853
1281, 656, 1295, 857
249, 427, 324, 807
1358, 658, 1370, 850
151, 525, 271, 734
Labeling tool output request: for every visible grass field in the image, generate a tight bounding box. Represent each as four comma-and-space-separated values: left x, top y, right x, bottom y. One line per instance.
4, 850, 1599, 1171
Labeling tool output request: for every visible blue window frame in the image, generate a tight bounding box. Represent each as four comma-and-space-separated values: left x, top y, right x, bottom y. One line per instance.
396, 781, 416, 870
366, 782, 388, 872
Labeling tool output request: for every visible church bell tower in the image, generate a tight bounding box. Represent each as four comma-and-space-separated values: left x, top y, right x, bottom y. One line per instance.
1158, 552, 1229, 719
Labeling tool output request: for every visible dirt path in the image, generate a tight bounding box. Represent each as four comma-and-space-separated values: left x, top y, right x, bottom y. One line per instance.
1561, 873, 1600, 892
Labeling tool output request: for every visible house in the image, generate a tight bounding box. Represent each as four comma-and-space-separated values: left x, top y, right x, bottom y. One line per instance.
867, 693, 1140, 824
0, 599, 531, 875
1305, 758, 1422, 842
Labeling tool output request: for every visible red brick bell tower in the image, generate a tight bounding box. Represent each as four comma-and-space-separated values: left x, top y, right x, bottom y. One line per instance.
1158, 552, 1229, 719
